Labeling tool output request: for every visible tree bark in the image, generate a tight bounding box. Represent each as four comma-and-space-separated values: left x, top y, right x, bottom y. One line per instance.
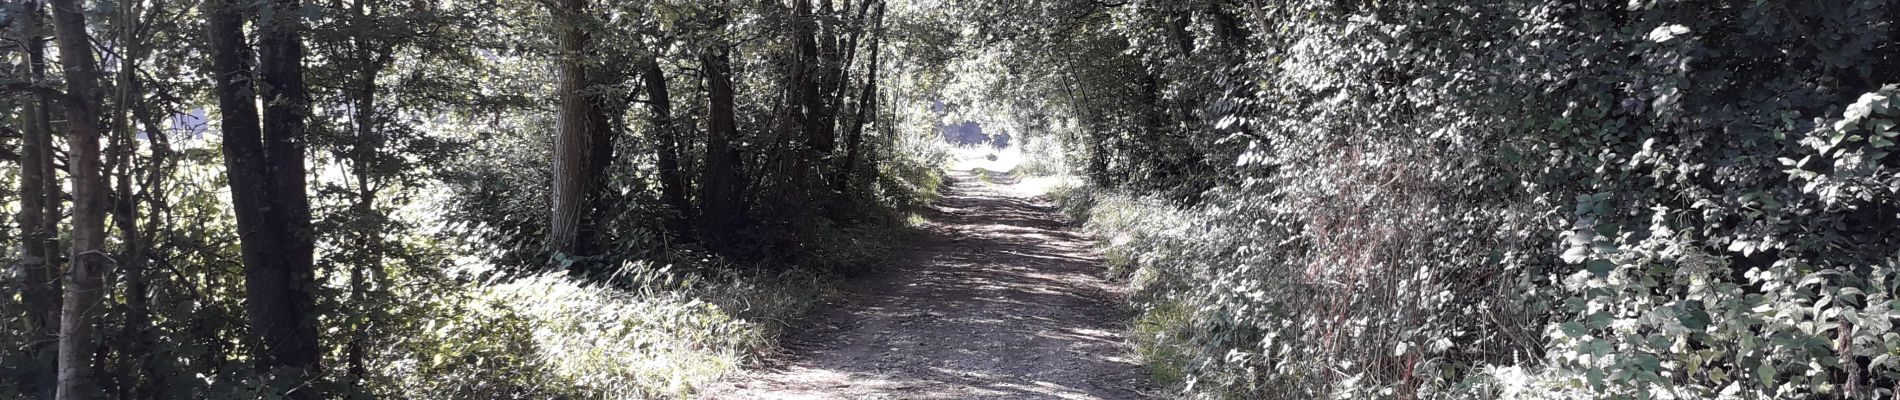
547, 0, 597, 256
641, 55, 693, 234
205, 0, 322, 392
13, 2, 63, 396
813, 0, 843, 167
826, 0, 870, 127
699, 3, 747, 241
790, 0, 828, 188
255, 0, 323, 380
47, 0, 111, 397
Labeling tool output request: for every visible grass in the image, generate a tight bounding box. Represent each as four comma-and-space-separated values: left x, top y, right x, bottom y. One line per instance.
372, 262, 836, 399
1129, 300, 1192, 387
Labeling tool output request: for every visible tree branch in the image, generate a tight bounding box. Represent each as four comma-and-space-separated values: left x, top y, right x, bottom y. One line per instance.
1, 81, 69, 100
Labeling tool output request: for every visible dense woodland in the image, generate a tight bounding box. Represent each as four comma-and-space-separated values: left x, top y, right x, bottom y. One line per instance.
1, 0, 953, 398
3, 0, 1899, 399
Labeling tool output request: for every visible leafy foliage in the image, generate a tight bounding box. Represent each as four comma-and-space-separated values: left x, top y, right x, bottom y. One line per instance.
0, 0, 951, 397
1001, 0, 1900, 398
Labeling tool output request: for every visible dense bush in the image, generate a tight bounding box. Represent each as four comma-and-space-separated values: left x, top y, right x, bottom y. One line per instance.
1018, 0, 1900, 398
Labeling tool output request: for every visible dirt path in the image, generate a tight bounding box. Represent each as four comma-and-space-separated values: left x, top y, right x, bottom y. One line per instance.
698, 170, 1154, 399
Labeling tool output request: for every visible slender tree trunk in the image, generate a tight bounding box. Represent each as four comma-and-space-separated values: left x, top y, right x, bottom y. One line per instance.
47, 0, 111, 398
827, 0, 874, 140
836, 1, 884, 195
344, 0, 387, 390
790, 0, 828, 189
1136, 70, 1168, 181
345, 99, 376, 398
14, 3, 63, 396
547, 0, 597, 256
812, 0, 842, 169
129, 95, 175, 400
641, 56, 693, 234
345, 178, 378, 398
1060, 68, 1111, 186
699, 4, 747, 241
109, 1, 158, 396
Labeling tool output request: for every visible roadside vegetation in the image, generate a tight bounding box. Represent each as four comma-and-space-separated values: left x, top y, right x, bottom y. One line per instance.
976, 1, 1900, 399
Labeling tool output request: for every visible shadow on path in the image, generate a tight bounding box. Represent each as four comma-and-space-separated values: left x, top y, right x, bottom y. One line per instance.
698, 170, 1154, 399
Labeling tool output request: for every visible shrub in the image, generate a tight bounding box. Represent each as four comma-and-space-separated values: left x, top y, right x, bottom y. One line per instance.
1046, 1, 1900, 398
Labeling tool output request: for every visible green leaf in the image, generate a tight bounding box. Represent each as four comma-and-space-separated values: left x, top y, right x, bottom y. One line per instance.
1756, 362, 1777, 391
1635, 354, 1662, 371
1587, 259, 1615, 277
1560, 321, 1587, 337
1679, 304, 1711, 331
1587, 311, 1614, 329
1562, 246, 1592, 263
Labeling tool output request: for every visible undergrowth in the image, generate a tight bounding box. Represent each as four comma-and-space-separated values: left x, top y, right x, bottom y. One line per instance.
1050, 182, 1581, 399
360, 136, 951, 399
1031, 1, 1900, 398
372, 264, 828, 399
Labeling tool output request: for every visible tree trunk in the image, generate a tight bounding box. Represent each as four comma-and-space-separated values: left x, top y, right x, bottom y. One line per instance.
547, 0, 596, 256
206, 0, 322, 392
344, 0, 389, 391
699, 4, 747, 242
812, 0, 842, 168
829, 0, 875, 134
641, 56, 693, 234
790, 0, 828, 189
47, 0, 111, 398
109, 1, 159, 396
1207, 1, 1251, 51
836, 1, 884, 195
255, 0, 322, 381
14, 3, 63, 396
579, 65, 622, 259
1167, 5, 1194, 57
129, 95, 175, 400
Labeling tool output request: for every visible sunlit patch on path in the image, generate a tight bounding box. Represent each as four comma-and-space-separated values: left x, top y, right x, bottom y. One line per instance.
698, 170, 1153, 399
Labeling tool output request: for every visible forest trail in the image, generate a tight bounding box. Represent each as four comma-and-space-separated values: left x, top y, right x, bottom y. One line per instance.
699, 170, 1154, 399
